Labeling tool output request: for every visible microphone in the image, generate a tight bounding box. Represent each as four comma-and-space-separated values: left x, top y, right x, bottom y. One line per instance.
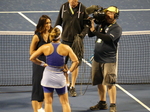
85, 5, 102, 15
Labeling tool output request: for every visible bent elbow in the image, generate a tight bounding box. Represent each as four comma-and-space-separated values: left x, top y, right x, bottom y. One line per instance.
76, 60, 79, 65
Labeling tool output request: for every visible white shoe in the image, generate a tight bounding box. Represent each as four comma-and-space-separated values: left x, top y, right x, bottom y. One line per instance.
38, 108, 45, 112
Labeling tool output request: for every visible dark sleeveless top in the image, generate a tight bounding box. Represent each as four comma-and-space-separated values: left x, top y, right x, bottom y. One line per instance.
35, 32, 50, 57
31, 32, 50, 100
32, 32, 50, 79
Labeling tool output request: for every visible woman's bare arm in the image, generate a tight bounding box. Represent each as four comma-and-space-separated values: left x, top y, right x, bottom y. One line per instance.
29, 45, 48, 67
29, 35, 39, 55
67, 47, 79, 72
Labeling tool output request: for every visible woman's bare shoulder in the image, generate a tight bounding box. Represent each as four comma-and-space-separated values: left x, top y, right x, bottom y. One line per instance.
42, 43, 52, 48
60, 43, 71, 50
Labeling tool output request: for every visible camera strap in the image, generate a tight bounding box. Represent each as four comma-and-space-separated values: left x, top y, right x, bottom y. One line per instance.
105, 22, 116, 33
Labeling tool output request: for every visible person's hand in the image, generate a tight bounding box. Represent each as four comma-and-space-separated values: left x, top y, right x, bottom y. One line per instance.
79, 34, 84, 39
62, 65, 68, 74
40, 61, 48, 67
63, 68, 68, 73
63, 69, 71, 75
43, 63, 48, 67
90, 19, 95, 32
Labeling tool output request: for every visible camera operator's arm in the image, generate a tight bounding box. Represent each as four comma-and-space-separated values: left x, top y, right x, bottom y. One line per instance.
88, 19, 97, 37
90, 19, 111, 41
88, 26, 97, 37
79, 25, 90, 39
93, 31, 111, 41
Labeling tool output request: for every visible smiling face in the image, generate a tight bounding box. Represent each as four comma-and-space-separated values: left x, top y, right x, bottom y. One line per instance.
44, 19, 51, 31
36, 15, 52, 33
68, 0, 78, 8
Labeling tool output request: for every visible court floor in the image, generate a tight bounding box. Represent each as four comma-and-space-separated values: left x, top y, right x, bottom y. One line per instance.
0, 84, 150, 112
0, 0, 150, 112
0, 0, 150, 31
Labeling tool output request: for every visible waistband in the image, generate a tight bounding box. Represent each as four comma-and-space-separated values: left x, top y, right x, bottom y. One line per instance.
45, 66, 63, 72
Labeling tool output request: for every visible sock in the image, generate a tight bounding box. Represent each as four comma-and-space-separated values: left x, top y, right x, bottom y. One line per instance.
100, 101, 106, 104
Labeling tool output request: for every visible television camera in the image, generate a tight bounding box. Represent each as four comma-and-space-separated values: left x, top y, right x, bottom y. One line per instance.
84, 5, 106, 25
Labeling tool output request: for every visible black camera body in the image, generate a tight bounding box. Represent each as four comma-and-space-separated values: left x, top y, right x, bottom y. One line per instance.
84, 5, 120, 26
84, 6, 106, 26
92, 8, 105, 24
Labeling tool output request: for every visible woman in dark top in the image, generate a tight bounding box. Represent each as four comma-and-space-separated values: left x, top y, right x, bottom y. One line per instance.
29, 15, 53, 112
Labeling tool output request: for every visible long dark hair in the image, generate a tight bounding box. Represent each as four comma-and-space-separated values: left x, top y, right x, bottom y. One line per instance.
35, 15, 53, 34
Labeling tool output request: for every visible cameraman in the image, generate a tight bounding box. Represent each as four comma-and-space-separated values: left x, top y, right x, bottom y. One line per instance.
88, 6, 122, 112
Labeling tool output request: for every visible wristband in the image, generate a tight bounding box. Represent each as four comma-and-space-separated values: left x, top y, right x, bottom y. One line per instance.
40, 61, 45, 66
67, 70, 71, 75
